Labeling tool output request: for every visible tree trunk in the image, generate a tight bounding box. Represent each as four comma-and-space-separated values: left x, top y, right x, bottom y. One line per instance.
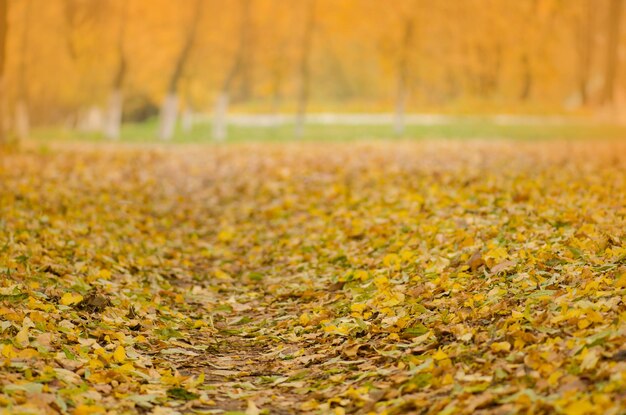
212, 0, 251, 141
158, 93, 179, 140
576, 0, 595, 106
104, 89, 123, 139
0, 0, 8, 143
14, 0, 32, 141
63, 0, 79, 61
158, 0, 202, 140
394, 17, 414, 137
601, 0, 624, 106
213, 92, 229, 141
79, 106, 104, 133
181, 102, 194, 133
105, 0, 128, 140
519, 53, 532, 101
237, 1, 253, 102
394, 89, 407, 137
15, 100, 29, 139
294, 0, 316, 139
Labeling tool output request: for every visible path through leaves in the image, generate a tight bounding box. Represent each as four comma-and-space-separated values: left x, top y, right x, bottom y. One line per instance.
1, 141, 626, 414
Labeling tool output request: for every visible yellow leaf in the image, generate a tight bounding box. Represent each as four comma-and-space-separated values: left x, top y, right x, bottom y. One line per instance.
433, 349, 449, 361
442, 373, 454, 385
561, 397, 595, 415
117, 362, 135, 373
193, 320, 206, 328
73, 405, 106, 415
484, 247, 509, 264
580, 347, 599, 370
214, 269, 231, 280
113, 345, 126, 363
511, 310, 524, 320
217, 230, 234, 242
17, 348, 39, 359
29, 311, 46, 323
400, 250, 414, 262
299, 313, 311, 326
15, 328, 30, 348
1, 344, 16, 359
60, 292, 83, 306
374, 276, 389, 289
98, 269, 112, 280
88, 358, 104, 370
354, 270, 369, 281
491, 341, 511, 353
547, 370, 562, 387
350, 303, 366, 314
300, 400, 319, 411
383, 253, 401, 268
615, 273, 626, 288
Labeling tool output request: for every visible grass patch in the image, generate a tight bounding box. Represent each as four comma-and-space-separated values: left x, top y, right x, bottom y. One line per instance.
31, 117, 626, 143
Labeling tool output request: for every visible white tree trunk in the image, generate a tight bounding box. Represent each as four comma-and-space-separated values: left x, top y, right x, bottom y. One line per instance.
158, 92, 178, 140
394, 89, 406, 137
104, 89, 123, 140
15, 99, 29, 139
294, 113, 305, 139
181, 105, 193, 133
79, 106, 104, 133
212, 92, 229, 141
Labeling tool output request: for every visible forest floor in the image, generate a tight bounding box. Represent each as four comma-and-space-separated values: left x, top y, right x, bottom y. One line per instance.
1, 139, 626, 415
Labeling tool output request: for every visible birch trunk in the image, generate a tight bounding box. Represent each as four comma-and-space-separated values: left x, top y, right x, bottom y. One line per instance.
15, 100, 29, 139
394, 88, 406, 137
181, 105, 193, 133
212, 0, 251, 141
79, 106, 104, 133
601, 0, 624, 106
104, 89, 123, 139
158, 0, 202, 140
158, 93, 178, 140
294, 0, 316, 139
394, 17, 414, 137
213, 92, 229, 141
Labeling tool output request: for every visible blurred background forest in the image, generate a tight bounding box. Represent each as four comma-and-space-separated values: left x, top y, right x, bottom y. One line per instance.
0, 0, 625, 142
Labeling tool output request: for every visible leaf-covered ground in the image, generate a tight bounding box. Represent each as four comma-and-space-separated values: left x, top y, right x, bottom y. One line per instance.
1, 140, 626, 415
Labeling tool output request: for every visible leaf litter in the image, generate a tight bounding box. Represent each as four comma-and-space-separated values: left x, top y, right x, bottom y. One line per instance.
0, 140, 626, 414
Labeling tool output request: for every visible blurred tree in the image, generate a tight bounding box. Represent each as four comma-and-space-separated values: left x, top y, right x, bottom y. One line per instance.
61, 0, 108, 131
2, 0, 624, 132
15, 0, 32, 140
213, 0, 252, 141
63, 0, 79, 62
104, 0, 128, 140
394, 11, 415, 136
0, 0, 6, 142
294, 0, 316, 139
601, 0, 624, 107
158, 0, 203, 140
574, 0, 596, 106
